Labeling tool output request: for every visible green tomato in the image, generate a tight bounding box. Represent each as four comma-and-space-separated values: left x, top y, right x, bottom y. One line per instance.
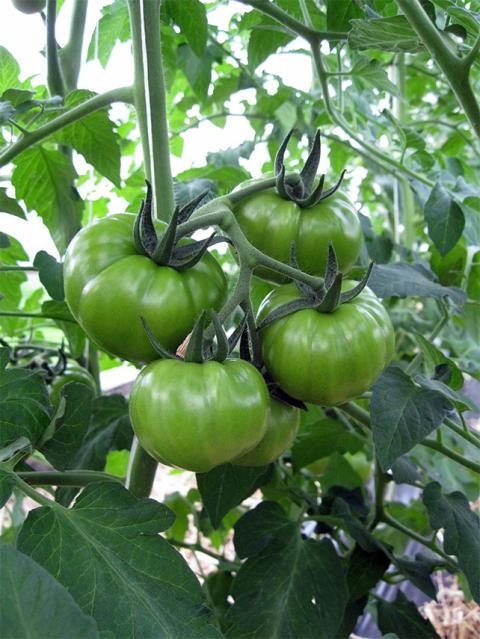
258, 282, 395, 406
307, 451, 371, 483
12, 0, 45, 13
233, 398, 300, 467
50, 363, 97, 407
234, 183, 362, 284
64, 214, 227, 364
129, 359, 270, 473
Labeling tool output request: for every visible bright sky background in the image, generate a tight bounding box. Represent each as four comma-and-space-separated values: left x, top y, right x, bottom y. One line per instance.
0, 0, 316, 260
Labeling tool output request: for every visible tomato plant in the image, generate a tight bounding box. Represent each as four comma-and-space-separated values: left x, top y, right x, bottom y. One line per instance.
1, 1, 480, 638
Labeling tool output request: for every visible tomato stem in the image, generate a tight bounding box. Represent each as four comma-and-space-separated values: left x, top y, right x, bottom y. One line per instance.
126, 437, 158, 498
17, 470, 123, 486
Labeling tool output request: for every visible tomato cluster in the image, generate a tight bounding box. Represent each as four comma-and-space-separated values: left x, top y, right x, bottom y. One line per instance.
64, 135, 394, 474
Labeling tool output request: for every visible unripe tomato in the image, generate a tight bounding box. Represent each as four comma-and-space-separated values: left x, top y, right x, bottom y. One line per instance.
258, 282, 394, 405
49, 363, 97, 407
12, 0, 45, 13
64, 214, 227, 364
129, 359, 270, 473
234, 183, 362, 284
233, 398, 300, 467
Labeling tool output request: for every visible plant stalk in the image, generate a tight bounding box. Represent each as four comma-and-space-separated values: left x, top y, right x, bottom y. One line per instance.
396, 0, 480, 139
46, 0, 65, 97
0, 87, 133, 167
18, 470, 122, 486
126, 437, 158, 498
61, 0, 89, 91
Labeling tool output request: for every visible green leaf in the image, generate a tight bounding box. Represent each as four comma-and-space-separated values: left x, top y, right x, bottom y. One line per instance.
467, 250, 480, 300
12, 147, 83, 253
424, 182, 465, 257
227, 503, 348, 638
177, 43, 212, 102
351, 58, 400, 95
87, 0, 130, 68
321, 453, 365, 491
17, 483, 222, 638
423, 482, 480, 602
41, 300, 86, 358
0, 367, 51, 450
349, 16, 423, 52
0, 187, 25, 218
414, 375, 477, 412
248, 22, 293, 70
327, 0, 363, 32
53, 90, 121, 186
368, 262, 466, 305
413, 333, 464, 390
0, 469, 15, 508
377, 592, 438, 638
33, 250, 64, 301
233, 501, 294, 558
370, 366, 452, 470
166, 0, 207, 58
291, 418, 363, 470
197, 463, 273, 528
0, 47, 20, 95
0, 233, 27, 335
55, 394, 133, 506
430, 243, 467, 287
41, 383, 94, 471
0, 546, 99, 639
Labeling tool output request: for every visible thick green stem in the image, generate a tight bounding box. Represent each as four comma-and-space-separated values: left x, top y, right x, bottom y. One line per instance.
370, 461, 387, 529
61, 0, 88, 92
236, 0, 347, 41
340, 402, 480, 474
87, 341, 101, 394
18, 470, 122, 486
127, 0, 175, 221
422, 440, 480, 474
444, 417, 480, 449
0, 87, 133, 168
396, 0, 480, 139
11, 473, 56, 509
0, 311, 76, 323
46, 0, 65, 97
126, 437, 157, 498
381, 512, 457, 568
0, 266, 38, 272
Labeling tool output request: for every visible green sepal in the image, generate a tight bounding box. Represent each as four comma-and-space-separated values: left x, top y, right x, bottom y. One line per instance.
315, 272, 343, 313
210, 311, 230, 363
240, 325, 252, 363
170, 234, 230, 272
257, 298, 314, 331
273, 128, 346, 209
290, 242, 313, 298
324, 243, 339, 289
151, 206, 180, 265
177, 190, 210, 224
299, 130, 321, 193
184, 311, 207, 363
133, 199, 147, 256
140, 181, 158, 256
340, 262, 373, 304
227, 313, 248, 354
140, 317, 178, 359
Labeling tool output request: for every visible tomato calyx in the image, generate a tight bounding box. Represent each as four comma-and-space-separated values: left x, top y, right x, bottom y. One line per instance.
140, 310, 245, 364
133, 181, 229, 270
275, 129, 346, 209
257, 244, 374, 329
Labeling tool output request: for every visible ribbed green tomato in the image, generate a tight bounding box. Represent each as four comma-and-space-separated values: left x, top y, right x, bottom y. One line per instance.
129, 359, 270, 473
234, 184, 362, 284
258, 282, 395, 406
64, 214, 227, 364
50, 363, 97, 407
233, 398, 300, 467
